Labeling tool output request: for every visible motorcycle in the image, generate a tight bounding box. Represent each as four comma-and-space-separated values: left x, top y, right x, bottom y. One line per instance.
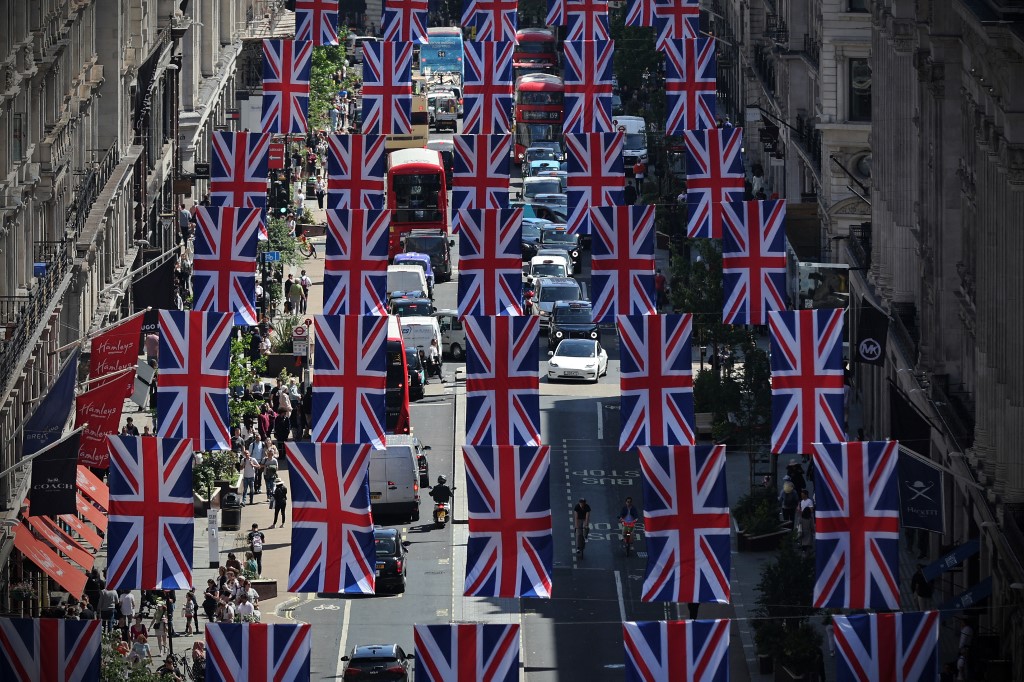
432, 501, 450, 527
621, 520, 637, 556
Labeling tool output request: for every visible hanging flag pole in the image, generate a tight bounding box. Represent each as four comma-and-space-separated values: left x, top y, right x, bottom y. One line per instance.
48, 307, 153, 356
78, 366, 136, 390
0, 424, 88, 480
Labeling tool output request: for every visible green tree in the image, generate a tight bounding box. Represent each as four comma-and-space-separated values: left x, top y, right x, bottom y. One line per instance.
228, 335, 266, 428
752, 539, 823, 672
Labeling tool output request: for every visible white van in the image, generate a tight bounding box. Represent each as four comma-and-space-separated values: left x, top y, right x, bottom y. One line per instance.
399, 316, 441, 358
528, 254, 569, 279
387, 264, 429, 300
369, 435, 422, 521
613, 116, 649, 177
433, 309, 466, 360
346, 35, 378, 64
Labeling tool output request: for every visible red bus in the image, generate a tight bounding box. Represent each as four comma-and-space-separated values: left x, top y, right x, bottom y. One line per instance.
386, 148, 449, 259
514, 74, 564, 160
386, 315, 411, 435
514, 28, 558, 71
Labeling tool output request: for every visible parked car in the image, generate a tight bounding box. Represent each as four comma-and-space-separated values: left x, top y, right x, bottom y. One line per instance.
373, 528, 408, 593
340, 644, 414, 681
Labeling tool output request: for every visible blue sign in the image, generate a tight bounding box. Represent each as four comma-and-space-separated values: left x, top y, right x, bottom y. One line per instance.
897, 449, 945, 533
23, 349, 79, 459
264, 251, 281, 263
940, 576, 992, 613
924, 539, 980, 582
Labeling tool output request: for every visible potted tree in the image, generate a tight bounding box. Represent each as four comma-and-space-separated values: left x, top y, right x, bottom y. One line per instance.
733, 487, 788, 551
264, 314, 305, 378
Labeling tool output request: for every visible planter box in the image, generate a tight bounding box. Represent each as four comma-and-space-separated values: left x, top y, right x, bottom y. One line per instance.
737, 527, 790, 552
265, 353, 302, 378
250, 579, 278, 602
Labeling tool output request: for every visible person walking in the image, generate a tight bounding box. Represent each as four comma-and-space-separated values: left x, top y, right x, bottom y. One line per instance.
150, 600, 168, 654
202, 580, 219, 622
654, 269, 667, 313
911, 564, 934, 611
288, 282, 306, 317
184, 588, 200, 635
97, 583, 118, 630
84, 569, 103, 620
272, 482, 289, 527
314, 177, 326, 210
299, 270, 313, 314
778, 476, 798, 526
241, 450, 259, 505
262, 446, 280, 498
247, 523, 266, 575
797, 489, 814, 553
118, 590, 136, 640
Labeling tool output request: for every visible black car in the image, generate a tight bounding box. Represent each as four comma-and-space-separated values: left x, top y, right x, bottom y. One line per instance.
405, 348, 425, 401
548, 300, 599, 350
341, 643, 413, 680
389, 297, 434, 317
520, 218, 549, 261
539, 226, 581, 270
402, 231, 455, 283
373, 528, 408, 593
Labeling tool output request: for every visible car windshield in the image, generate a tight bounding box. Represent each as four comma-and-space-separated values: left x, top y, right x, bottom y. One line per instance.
352, 656, 400, 665
536, 194, 567, 206
394, 301, 432, 316
540, 285, 580, 302
524, 179, 561, 198
624, 133, 646, 150
374, 538, 397, 555
556, 341, 596, 358
521, 223, 541, 240
405, 350, 422, 369
532, 264, 565, 277
541, 230, 576, 245
527, 148, 559, 162
404, 237, 445, 255
396, 259, 429, 275
554, 308, 592, 324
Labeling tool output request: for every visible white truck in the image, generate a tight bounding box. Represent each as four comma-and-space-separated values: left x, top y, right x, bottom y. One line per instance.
614, 116, 649, 178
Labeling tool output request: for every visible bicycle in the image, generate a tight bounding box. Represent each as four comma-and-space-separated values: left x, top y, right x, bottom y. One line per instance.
620, 520, 637, 556
297, 234, 317, 258
575, 523, 589, 556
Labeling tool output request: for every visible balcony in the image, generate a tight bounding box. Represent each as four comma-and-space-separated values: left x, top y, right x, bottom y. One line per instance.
753, 46, 777, 97
803, 35, 820, 70
794, 114, 822, 174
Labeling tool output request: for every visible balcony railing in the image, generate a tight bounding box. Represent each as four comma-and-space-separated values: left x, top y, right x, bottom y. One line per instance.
753, 46, 777, 96
66, 143, 120, 241
803, 35, 821, 70
795, 114, 822, 174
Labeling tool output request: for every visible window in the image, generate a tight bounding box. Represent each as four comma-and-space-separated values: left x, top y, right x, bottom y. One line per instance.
848, 59, 872, 121
848, 0, 869, 11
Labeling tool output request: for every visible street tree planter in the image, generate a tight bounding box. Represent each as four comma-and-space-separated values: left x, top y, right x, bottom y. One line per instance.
265, 353, 302, 378
733, 516, 790, 552
250, 579, 278, 602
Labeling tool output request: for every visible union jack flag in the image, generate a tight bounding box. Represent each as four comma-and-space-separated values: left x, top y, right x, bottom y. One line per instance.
455, 208, 524, 317
106, 436, 194, 590
414, 624, 521, 682
156, 310, 232, 452
465, 315, 540, 445
324, 209, 389, 316
637, 446, 730, 603
205, 623, 312, 682
565, 131, 624, 234
721, 199, 787, 325
623, 620, 729, 682
617, 314, 695, 450
590, 205, 657, 321
192, 206, 260, 326
664, 38, 717, 133
0, 617, 100, 682
464, 445, 552, 598
563, 40, 614, 134
546, 0, 565, 25
382, 0, 429, 43
625, 0, 655, 26
286, 442, 377, 594
327, 133, 386, 210
653, 0, 700, 50
310, 315, 387, 449
564, 0, 610, 40
260, 39, 312, 133
769, 309, 846, 455
684, 127, 745, 238
295, 0, 339, 45
362, 41, 414, 134
210, 132, 271, 238
833, 611, 939, 682
463, 41, 515, 134
462, 0, 519, 42
813, 440, 901, 610
453, 134, 511, 215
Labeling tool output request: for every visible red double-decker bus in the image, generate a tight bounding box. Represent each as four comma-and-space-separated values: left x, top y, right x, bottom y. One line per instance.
513, 73, 564, 161
514, 28, 558, 75
386, 148, 449, 259
386, 315, 411, 435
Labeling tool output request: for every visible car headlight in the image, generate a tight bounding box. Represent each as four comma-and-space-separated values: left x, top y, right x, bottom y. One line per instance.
590, 331, 598, 339
555, 331, 563, 338
570, 250, 579, 259
549, 361, 559, 368
585, 362, 596, 368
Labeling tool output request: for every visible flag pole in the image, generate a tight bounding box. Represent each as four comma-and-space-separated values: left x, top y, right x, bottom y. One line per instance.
78, 366, 136, 390
0, 424, 88, 480
49, 306, 153, 356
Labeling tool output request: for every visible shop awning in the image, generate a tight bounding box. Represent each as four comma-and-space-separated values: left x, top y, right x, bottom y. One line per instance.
27, 517, 95, 571
13, 524, 86, 598
76, 466, 108, 511
60, 512, 103, 551
76, 494, 107, 532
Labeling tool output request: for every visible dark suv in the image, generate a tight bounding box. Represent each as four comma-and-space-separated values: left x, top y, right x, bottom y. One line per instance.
341, 643, 413, 680
402, 232, 454, 283
373, 528, 408, 593
548, 300, 599, 350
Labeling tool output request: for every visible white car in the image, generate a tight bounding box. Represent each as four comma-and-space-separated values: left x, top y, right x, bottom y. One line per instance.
547, 339, 608, 383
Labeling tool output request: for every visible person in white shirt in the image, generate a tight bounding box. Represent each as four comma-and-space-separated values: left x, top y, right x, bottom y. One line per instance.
235, 595, 255, 619
118, 591, 136, 636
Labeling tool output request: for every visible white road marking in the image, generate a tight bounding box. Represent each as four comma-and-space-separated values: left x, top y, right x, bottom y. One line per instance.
614, 570, 627, 622
334, 599, 353, 679
596, 402, 604, 439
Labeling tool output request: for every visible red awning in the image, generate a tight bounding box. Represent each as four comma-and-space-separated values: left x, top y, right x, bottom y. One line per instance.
13, 524, 86, 598
76, 466, 108, 510
76, 494, 107, 532
27, 517, 95, 571
60, 512, 103, 551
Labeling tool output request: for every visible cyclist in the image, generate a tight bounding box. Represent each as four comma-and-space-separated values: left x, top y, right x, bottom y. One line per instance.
573, 497, 591, 555
618, 497, 639, 525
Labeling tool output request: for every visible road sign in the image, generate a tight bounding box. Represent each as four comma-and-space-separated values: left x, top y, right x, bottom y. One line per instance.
292, 324, 309, 356
269, 142, 286, 169
264, 251, 281, 262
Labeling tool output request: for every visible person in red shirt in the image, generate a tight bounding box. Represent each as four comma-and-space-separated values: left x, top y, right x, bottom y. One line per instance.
654, 269, 667, 312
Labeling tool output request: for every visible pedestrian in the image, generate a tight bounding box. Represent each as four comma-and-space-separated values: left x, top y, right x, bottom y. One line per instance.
288, 280, 306, 316
911, 564, 933, 611
262, 445, 280, 497
241, 450, 258, 505
244, 551, 259, 577
225, 553, 243, 575
247, 523, 266, 575
202, 580, 219, 622
778, 476, 798, 526
97, 583, 118, 630
162, 589, 176, 637
184, 588, 199, 635
217, 597, 235, 623
178, 204, 192, 243
786, 458, 807, 492
272, 482, 289, 527
315, 176, 326, 209
299, 270, 313, 314
428, 338, 442, 381
85, 568, 103, 618
257, 404, 274, 441
121, 417, 140, 436
654, 269, 667, 312
127, 634, 152, 666
118, 590, 136, 640
150, 600, 168, 654
129, 614, 148, 643
797, 489, 814, 553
